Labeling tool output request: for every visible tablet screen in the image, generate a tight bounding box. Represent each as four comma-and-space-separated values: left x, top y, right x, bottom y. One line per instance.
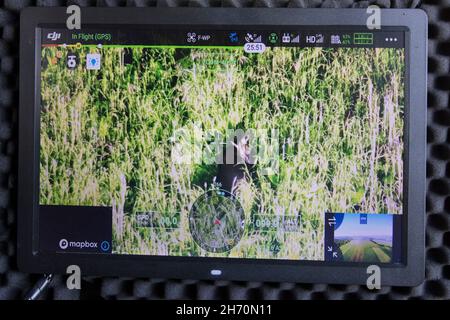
38, 28, 406, 265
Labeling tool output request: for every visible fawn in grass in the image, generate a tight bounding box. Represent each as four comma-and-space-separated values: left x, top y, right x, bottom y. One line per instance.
216, 133, 256, 195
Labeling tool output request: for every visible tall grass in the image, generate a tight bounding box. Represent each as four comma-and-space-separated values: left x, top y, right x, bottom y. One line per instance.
40, 46, 405, 260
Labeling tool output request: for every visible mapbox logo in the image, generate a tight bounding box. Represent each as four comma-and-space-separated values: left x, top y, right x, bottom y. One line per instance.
59, 238, 98, 250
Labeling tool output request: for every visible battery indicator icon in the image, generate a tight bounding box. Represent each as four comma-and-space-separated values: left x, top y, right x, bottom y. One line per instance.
354, 33, 373, 45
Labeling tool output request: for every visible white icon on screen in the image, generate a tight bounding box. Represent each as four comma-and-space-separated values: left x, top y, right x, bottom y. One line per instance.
67, 55, 77, 69
59, 239, 69, 250
331, 35, 341, 44
47, 32, 61, 41
316, 34, 324, 44
187, 32, 197, 43
86, 53, 101, 70
282, 33, 291, 43
245, 33, 262, 43
306, 34, 324, 44
291, 34, 300, 43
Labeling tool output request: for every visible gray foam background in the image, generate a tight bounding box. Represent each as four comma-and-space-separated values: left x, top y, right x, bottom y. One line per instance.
0, 0, 448, 300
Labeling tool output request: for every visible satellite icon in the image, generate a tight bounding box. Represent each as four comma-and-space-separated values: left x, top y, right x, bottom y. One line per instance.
245, 33, 262, 43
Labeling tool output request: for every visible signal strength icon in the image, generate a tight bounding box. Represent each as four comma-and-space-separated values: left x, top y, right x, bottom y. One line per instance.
245, 33, 262, 43
291, 34, 300, 43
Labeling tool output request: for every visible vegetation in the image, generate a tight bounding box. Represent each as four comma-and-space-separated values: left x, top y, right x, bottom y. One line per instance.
40, 46, 405, 260
336, 239, 392, 263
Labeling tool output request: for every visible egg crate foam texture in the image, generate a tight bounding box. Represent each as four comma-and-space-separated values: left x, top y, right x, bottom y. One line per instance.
0, 0, 448, 300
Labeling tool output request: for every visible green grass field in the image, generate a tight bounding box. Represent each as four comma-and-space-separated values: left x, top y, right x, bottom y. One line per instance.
338, 239, 392, 263
40, 46, 405, 260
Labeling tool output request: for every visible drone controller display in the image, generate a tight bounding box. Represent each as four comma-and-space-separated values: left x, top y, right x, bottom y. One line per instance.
38, 27, 405, 265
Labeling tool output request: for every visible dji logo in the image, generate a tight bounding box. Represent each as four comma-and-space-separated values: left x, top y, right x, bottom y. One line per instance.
47, 32, 61, 41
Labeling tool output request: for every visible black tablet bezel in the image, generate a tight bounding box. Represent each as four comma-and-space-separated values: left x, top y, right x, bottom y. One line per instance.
18, 7, 427, 286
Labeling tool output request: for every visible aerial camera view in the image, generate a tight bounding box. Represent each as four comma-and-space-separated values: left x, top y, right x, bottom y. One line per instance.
40, 44, 405, 261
